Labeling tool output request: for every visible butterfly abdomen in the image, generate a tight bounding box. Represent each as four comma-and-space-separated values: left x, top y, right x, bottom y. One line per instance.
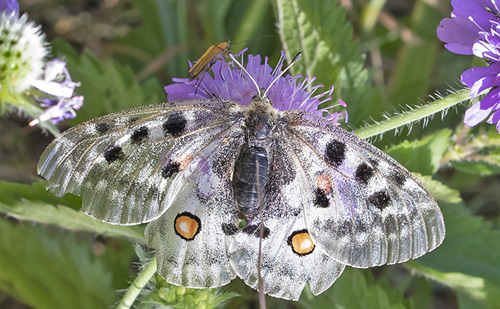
233, 146, 269, 216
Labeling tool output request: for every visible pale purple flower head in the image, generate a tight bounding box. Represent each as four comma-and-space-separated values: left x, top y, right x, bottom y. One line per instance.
437, 0, 500, 132
0, 0, 19, 15
165, 50, 347, 124
29, 59, 84, 126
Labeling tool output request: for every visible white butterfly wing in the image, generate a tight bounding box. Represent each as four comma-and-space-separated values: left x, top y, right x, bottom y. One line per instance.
226, 142, 345, 300
281, 110, 445, 268
145, 130, 246, 288
38, 99, 244, 225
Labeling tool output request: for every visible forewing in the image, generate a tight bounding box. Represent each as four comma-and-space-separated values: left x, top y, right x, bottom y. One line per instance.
226, 142, 345, 300
145, 130, 244, 288
38, 99, 244, 225
281, 110, 445, 268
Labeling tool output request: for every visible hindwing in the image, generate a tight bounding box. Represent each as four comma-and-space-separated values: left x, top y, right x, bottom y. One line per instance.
145, 128, 245, 287
226, 141, 345, 300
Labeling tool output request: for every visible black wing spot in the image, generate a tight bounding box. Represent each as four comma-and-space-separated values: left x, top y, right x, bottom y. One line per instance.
103, 146, 123, 163
131, 126, 149, 143
242, 224, 270, 239
392, 172, 407, 186
163, 113, 187, 137
161, 161, 180, 179
355, 163, 374, 185
325, 140, 346, 167
221, 223, 239, 236
129, 117, 139, 124
96, 122, 110, 134
369, 190, 391, 211
334, 219, 353, 238
313, 188, 330, 208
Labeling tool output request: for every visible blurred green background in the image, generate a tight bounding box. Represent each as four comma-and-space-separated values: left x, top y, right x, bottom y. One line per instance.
1, 0, 500, 308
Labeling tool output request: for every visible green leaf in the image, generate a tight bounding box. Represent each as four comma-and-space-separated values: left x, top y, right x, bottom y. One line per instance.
407, 200, 500, 307
414, 174, 462, 204
409, 264, 500, 308
0, 181, 145, 244
451, 157, 500, 176
0, 218, 133, 308
387, 2, 441, 107
299, 268, 410, 309
274, 0, 383, 125
51, 39, 164, 123
386, 129, 451, 175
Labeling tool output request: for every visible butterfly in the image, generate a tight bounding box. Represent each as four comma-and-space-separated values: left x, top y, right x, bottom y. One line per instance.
37, 52, 445, 301
188, 41, 230, 81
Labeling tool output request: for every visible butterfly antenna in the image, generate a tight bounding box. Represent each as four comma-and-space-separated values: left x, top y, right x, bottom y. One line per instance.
262, 52, 301, 97
228, 53, 261, 96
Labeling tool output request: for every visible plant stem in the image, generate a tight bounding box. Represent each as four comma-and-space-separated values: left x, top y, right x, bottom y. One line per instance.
116, 256, 157, 309
354, 88, 471, 139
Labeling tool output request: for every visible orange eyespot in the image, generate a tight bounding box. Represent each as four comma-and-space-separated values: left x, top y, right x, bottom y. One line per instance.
174, 212, 201, 241
188, 41, 231, 81
288, 230, 315, 256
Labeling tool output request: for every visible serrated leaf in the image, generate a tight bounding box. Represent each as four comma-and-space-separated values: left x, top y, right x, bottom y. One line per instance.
386, 129, 451, 175
451, 158, 500, 176
0, 181, 145, 244
414, 174, 462, 204
0, 218, 132, 309
275, 0, 342, 92
298, 268, 410, 309
408, 265, 500, 308
274, 0, 384, 126
407, 200, 500, 307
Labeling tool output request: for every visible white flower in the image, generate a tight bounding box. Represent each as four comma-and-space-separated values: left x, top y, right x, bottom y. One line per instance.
0, 12, 48, 93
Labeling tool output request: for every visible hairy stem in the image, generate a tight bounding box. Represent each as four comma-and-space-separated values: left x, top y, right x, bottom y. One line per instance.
116, 256, 157, 309
354, 88, 471, 139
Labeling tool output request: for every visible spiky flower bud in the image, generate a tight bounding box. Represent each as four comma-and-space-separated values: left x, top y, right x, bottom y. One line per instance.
0, 12, 47, 94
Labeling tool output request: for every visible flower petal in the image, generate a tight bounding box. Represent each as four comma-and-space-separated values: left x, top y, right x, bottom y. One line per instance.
473, 39, 500, 60
464, 88, 500, 126
164, 51, 345, 124
0, 0, 18, 15
461, 64, 500, 96
437, 18, 476, 54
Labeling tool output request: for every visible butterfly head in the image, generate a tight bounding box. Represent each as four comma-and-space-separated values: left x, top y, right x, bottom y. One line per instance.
229, 52, 302, 108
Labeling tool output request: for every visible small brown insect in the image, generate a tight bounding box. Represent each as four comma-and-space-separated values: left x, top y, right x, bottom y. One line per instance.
188, 41, 230, 81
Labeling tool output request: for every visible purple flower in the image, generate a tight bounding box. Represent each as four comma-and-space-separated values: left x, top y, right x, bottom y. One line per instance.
0, 0, 19, 15
29, 59, 83, 126
31, 59, 80, 98
29, 96, 84, 126
437, 0, 500, 132
165, 50, 347, 123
